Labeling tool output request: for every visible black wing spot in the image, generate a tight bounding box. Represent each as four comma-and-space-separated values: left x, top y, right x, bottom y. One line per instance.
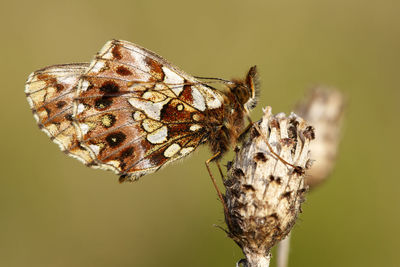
106, 132, 126, 147
44, 106, 51, 116
111, 45, 122, 60
95, 97, 113, 110
64, 113, 73, 121
56, 101, 67, 109
99, 81, 119, 94
120, 147, 134, 159
55, 84, 64, 92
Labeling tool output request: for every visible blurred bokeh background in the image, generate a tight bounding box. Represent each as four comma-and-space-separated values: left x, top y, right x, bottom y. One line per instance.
1, 0, 398, 266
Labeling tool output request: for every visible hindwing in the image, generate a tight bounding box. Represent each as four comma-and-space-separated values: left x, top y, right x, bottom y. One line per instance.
25, 63, 96, 166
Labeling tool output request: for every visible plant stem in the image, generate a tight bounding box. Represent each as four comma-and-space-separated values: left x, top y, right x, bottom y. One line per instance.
277, 234, 291, 267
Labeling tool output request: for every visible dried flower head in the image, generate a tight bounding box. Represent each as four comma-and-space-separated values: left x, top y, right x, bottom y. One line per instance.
224, 107, 314, 266
295, 87, 345, 188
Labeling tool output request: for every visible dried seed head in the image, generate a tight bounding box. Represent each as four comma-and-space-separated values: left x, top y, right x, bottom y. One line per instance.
224, 107, 313, 264
295, 87, 345, 189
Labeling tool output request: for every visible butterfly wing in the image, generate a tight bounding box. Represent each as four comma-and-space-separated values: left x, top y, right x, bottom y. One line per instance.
73, 40, 226, 180
25, 63, 97, 166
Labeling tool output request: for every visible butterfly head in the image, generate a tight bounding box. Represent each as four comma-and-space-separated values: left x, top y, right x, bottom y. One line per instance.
229, 66, 260, 112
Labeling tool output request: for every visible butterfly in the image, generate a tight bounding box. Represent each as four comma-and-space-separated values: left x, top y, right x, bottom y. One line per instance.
25, 40, 259, 183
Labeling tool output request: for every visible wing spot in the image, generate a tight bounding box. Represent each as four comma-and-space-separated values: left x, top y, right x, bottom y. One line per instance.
116, 66, 132, 76
101, 114, 116, 128
192, 114, 201, 121
142, 91, 167, 102
164, 143, 181, 158
111, 45, 122, 60
176, 104, 184, 111
44, 106, 51, 116
99, 81, 119, 94
64, 113, 73, 121
88, 144, 101, 156
162, 67, 184, 96
95, 97, 113, 110
36, 74, 48, 80
128, 97, 170, 121
56, 101, 67, 109
120, 147, 134, 159
145, 57, 165, 81
77, 103, 85, 114
132, 111, 146, 121
81, 80, 92, 91
142, 119, 163, 132
80, 123, 90, 135
147, 126, 168, 144
55, 84, 64, 92
190, 124, 202, 132
191, 87, 206, 111
106, 132, 126, 147
91, 61, 106, 73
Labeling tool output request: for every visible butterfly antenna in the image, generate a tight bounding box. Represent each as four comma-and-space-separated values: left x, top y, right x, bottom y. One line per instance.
194, 76, 235, 86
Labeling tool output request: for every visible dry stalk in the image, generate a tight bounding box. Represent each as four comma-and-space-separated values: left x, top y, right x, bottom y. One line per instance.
223, 106, 314, 267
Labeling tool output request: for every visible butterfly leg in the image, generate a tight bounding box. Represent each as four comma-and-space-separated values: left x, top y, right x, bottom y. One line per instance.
216, 161, 225, 182
205, 152, 231, 225
205, 151, 224, 204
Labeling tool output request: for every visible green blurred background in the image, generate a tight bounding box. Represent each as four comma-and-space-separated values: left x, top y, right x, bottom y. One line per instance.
1, 0, 398, 266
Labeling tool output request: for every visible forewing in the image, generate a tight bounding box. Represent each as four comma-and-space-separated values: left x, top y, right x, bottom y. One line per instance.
25, 63, 96, 165
73, 40, 222, 180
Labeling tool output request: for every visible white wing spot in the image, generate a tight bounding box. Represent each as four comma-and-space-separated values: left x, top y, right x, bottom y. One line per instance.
142, 91, 167, 102
202, 87, 222, 109
129, 48, 151, 75
191, 87, 206, 111
147, 126, 168, 144
81, 80, 90, 91
89, 144, 100, 156
206, 97, 222, 109
162, 67, 184, 96
133, 111, 145, 121
77, 103, 85, 114
91, 61, 105, 73
142, 119, 163, 132
190, 124, 202, 132
80, 123, 90, 135
139, 158, 153, 169
98, 40, 114, 59
180, 147, 195, 156
128, 98, 170, 121
176, 104, 184, 111
164, 143, 181, 158
59, 76, 78, 85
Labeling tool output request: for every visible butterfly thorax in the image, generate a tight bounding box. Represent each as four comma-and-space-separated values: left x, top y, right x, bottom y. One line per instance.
205, 95, 246, 158
205, 66, 259, 159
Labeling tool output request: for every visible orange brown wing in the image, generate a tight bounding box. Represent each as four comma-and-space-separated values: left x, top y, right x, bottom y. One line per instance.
72, 40, 225, 181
